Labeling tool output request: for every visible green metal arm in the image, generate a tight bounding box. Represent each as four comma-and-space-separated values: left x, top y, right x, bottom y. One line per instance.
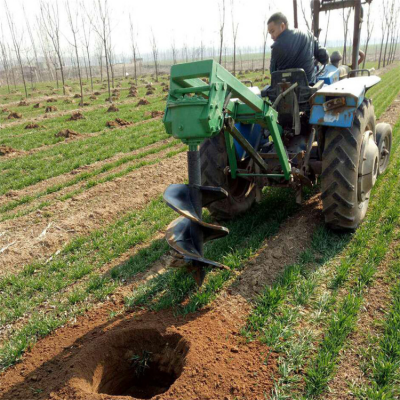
163, 60, 291, 180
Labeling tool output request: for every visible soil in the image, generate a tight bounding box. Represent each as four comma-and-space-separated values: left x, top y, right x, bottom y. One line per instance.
0, 150, 188, 274
1, 107, 10, 113
55, 129, 80, 139
90, 95, 97, 100
64, 99, 74, 104
45, 106, 58, 113
7, 112, 22, 119
25, 123, 44, 129
0, 145, 17, 156
107, 105, 120, 112
137, 99, 150, 106
144, 111, 164, 119
73, 94, 82, 99
146, 90, 155, 96
106, 118, 132, 128
47, 98, 58, 103
18, 100, 28, 106
33, 103, 43, 108
68, 112, 85, 121
0, 297, 276, 400
232, 194, 323, 300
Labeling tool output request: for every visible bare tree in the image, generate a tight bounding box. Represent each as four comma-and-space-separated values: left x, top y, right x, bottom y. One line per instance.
40, 0, 66, 95
299, 0, 311, 31
89, 0, 112, 102
342, 7, 351, 64
23, 6, 42, 83
171, 36, 177, 65
324, 11, 331, 47
150, 29, 159, 82
81, 4, 94, 91
4, 0, 28, 97
65, 1, 84, 105
231, 0, 239, 75
218, 0, 225, 64
129, 14, 139, 85
262, 16, 269, 75
383, 0, 395, 67
378, 1, 388, 69
0, 32, 11, 93
362, 3, 374, 69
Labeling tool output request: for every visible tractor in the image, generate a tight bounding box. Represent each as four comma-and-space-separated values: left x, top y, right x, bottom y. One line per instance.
162, 0, 392, 285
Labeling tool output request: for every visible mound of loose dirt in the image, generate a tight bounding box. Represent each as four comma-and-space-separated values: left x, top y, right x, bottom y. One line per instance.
127, 93, 137, 98
1, 107, 10, 113
145, 84, 153, 89
105, 96, 119, 102
144, 110, 164, 118
73, 94, 82, 99
160, 82, 166, 86
46, 98, 57, 103
33, 103, 42, 109
94, 91, 101, 95
18, 100, 28, 106
106, 118, 132, 128
136, 98, 150, 106
25, 123, 44, 129
107, 104, 119, 112
45, 106, 58, 113
163, 86, 169, 92
146, 90, 155, 96
82, 102, 90, 106
112, 89, 120, 95
55, 129, 80, 138
7, 112, 22, 119
63, 99, 74, 104
68, 112, 85, 121
89, 95, 97, 100
0, 145, 17, 156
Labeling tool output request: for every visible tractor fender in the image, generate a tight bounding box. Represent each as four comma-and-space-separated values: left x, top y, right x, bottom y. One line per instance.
309, 76, 380, 128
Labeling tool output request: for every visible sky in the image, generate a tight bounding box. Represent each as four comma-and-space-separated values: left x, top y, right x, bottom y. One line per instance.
0, 0, 391, 60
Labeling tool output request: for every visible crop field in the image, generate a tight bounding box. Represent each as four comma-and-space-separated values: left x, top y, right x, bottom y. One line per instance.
0, 62, 400, 400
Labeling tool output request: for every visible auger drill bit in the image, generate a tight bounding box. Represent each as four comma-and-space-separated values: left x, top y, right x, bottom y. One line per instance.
163, 146, 229, 285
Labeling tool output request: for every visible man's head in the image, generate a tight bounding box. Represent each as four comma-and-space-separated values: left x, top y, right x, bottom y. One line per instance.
267, 12, 288, 41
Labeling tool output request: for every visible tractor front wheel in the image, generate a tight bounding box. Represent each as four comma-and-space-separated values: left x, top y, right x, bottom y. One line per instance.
200, 131, 256, 220
321, 99, 378, 230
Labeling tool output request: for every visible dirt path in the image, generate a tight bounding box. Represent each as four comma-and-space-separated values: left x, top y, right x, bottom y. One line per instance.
0, 150, 187, 275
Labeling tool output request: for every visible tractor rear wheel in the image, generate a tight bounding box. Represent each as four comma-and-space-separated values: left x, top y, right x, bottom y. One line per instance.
321, 99, 378, 230
200, 131, 256, 220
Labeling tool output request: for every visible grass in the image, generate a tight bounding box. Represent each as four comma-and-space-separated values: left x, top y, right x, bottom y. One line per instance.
241, 113, 400, 399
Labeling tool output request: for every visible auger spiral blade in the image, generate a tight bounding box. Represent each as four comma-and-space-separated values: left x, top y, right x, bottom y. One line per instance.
163, 183, 229, 286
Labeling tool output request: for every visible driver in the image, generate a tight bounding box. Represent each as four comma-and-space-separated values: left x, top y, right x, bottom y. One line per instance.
267, 12, 329, 84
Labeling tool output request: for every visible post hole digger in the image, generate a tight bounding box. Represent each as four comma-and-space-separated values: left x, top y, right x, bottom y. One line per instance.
161, 4, 392, 286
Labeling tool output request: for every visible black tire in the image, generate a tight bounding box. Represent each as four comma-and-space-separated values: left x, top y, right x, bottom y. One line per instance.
376, 122, 392, 175
200, 131, 255, 220
321, 99, 376, 230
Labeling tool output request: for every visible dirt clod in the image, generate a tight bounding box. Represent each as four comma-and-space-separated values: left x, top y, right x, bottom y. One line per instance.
45, 106, 58, 113
0, 145, 17, 156
18, 100, 28, 106
55, 129, 80, 138
68, 112, 85, 121
144, 110, 164, 118
7, 112, 22, 119
107, 104, 119, 112
47, 98, 57, 103
89, 95, 97, 100
94, 91, 101, 95
33, 103, 42, 109
106, 118, 132, 128
73, 94, 82, 99
63, 99, 74, 104
1, 108, 10, 113
136, 98, 150, 106
146, 90, 155, 96
25, 123, 44, 129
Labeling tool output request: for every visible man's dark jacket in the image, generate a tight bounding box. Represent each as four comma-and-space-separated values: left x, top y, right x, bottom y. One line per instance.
270, 29, 327, 83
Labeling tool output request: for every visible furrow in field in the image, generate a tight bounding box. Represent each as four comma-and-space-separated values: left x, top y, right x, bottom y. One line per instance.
0, 150, 187, 275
